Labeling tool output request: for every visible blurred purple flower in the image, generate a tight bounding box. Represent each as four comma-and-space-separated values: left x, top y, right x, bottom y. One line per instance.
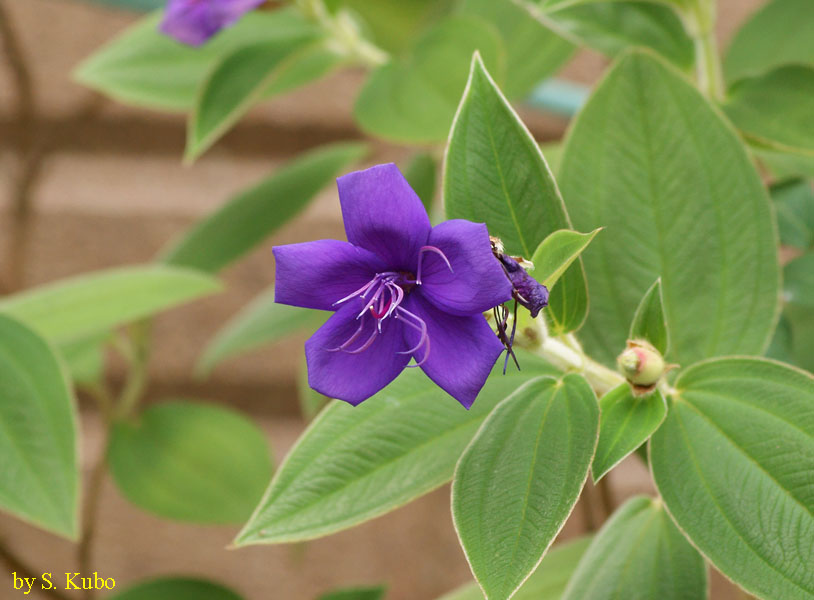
273, 163, 514, 408
159, 0, 265, 46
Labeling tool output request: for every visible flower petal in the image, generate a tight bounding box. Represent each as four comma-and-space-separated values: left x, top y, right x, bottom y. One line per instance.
306, 301, 410, 405
337, 164, 431, 270
419, 220, 513, 316
160, 0, 262, 46
402, 295, 504, 409
274, 240, 387, 311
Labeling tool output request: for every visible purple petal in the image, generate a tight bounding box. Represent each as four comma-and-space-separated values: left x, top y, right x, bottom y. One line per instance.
337, 164, 431, 270
402, 295, 504, 409
159, 0, 263, 46
306, 301, 410, 405
274, 240, 387, 311
419, 220, 514, 316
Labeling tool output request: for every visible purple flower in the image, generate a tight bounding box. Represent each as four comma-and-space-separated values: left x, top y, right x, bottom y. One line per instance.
273, 164, 514, 408
159, 0, 265, 47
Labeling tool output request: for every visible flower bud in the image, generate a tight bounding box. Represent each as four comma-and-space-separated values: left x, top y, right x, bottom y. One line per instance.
617, 340, 666, 390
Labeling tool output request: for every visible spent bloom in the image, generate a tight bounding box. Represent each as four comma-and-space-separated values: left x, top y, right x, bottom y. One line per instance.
273, 163, 514, 408
160, 0, 264, 46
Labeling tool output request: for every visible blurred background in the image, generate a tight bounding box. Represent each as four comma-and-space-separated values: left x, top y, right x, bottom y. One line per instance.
0, 0, 768, 598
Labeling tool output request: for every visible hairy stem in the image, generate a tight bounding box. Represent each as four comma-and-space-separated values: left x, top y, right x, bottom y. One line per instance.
0, 540, 72, 600
0, 0, 42, 291
296, 0, 388, 67
116, 320, 153, 419
533, 323, 625, 395
682, 0, 725, 101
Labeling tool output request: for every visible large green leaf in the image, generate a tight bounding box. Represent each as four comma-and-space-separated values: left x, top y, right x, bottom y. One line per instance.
548, 2, 694, 70
235, 356, 557, 545
74, 10, 318, 111
629, 278, 669, 355
591, 384, 666, 482
452, 375, 598, 600
163, 142, 367, 272
562, 496, 706, 600
724, 0, 814, 83
724, 65, 814, 155
559, 50, 779, 366
109, 401, 272, 524
771, 178, 814, 250
186, 34, 331, 160
110, 577, 243, 600
458, 0, 575, 99
197, 288, 327, 375
0, 265, 220, 344
529, 228, 601, 290
444, 55, 588, 333
0, 315, 78, 539
354, 16, 504, 144
651, 358, 814, 600
785, 252, 814, 309
438, 536, 592, 600
316, 586, 386, 600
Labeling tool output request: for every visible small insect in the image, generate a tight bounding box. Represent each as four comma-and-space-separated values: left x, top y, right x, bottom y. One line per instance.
490, 236, 550, 373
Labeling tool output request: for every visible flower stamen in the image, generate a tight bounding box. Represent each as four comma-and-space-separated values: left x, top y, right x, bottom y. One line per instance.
415, 246, 453, 285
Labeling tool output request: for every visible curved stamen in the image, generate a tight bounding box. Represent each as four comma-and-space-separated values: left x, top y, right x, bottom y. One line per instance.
343, 328, 379, 354
333, 278, 379, 306
327, 315, 367, 352
396, 307, 431, 367
415, 245, 453, 285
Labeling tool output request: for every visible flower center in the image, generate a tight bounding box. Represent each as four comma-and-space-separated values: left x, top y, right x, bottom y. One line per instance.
328, 245, 453, 366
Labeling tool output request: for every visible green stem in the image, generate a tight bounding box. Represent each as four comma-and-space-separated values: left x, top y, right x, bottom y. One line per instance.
116, 319, 153, 420
533, 322, 624, 396
682, 0, 725, 101
296, 0, 388, 68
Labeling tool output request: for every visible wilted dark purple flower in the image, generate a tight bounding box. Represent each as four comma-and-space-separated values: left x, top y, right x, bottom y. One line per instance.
159, 0, 265, 46
273, 163, 514, 408
496, 253, 549, 318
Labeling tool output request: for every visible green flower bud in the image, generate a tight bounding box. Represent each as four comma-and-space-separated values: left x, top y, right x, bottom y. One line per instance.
617, 340, 666, 390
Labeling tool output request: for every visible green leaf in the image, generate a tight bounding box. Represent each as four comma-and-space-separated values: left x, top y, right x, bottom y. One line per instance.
591, 384, 666, 482
328, 0, 455, 55
316, 586, 386, 600
163, 142, 367, 272
57, 331, 110, 385
458, 0, 575, 99
530, 228, 601, 290
108, 401, 273, 524
559, 50, 779, 366
562, 496, 706, 600
724, 65, 814, 155
354, 16, 504, 144
785, 252, 814, 308
110, 577, 244, 600
74, 10, 318, 112
755, 145, 814, 180
785, 303, 814, 373
404, 152, 438, 214
0, 315, 78, 539
186, 34, 329, 160
0, 265, 220, 344
197, 287, 327, 375
452, 374, 599, 600
235, 355, 558, 545
766, 312, 795, 364
444, 54, 588, 334
629, 278, 669, 354
724, 0, 814, 83
771, 178, 814, 250
535, 0, 692, 11
651, 357, 814, 600
438, 536, 592, 600
548, 2, 694, 70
